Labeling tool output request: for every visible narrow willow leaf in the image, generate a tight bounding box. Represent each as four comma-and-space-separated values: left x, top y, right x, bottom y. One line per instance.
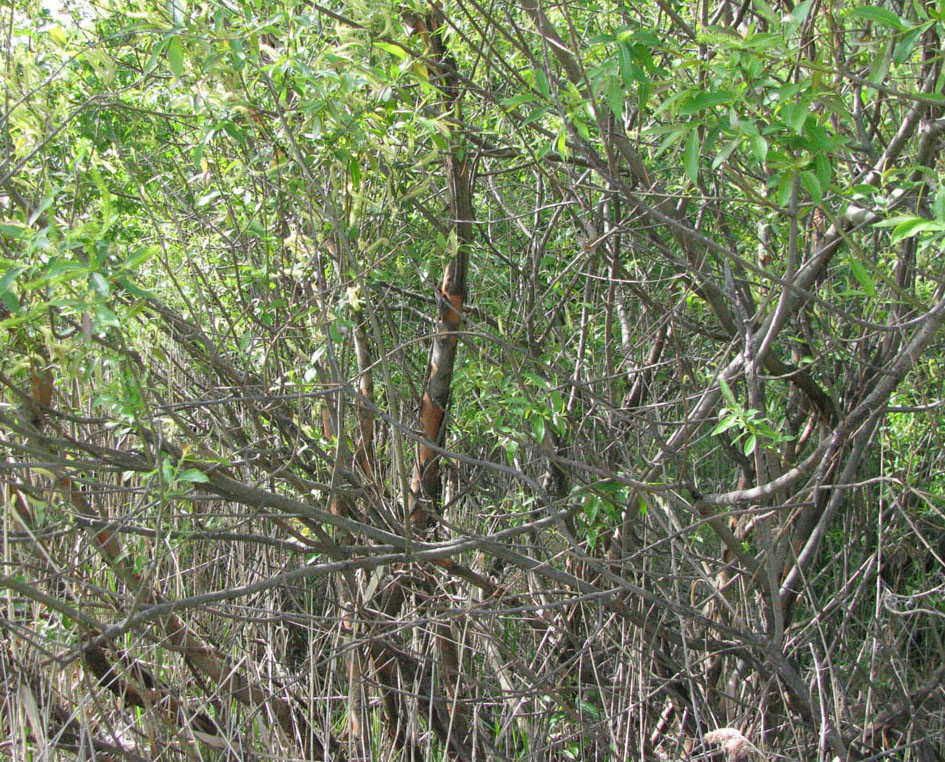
711, 414, 740, 436
618, 44, 634, 89
848, 258, 875, 295
0, 223, 29, 240
744, 433, 757, 456
90, 272, 110, 297
781, 101, 807, 133
0, 266, 26, 297
712, 137, 741, 169
815, 153, 832, 189
680, 90, 733, 115
179, 468, 209, 484
777, 172, 795, 207
166, 35, 184, 77
684, 130, 700, 183
852, 6, 906, 31
374, 41, 408, 60
868, 45, 891, 85
891, 217, 945, 241
800, 170, 822, 203
749, 135, 768, 164
608, 76, 624, 120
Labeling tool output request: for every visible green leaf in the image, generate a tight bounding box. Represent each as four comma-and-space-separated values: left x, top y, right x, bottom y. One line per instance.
579, 700, 601, 721
749, 135, 768, 164
607, 76, 624, 120
776, 171, 796, 207
892, 217, 945, 241
534, 68, 550, 98
874, 215, 945, 240
584, 493, 600, 523
167, 35, 184, 77
752, 0, 781, 24
848, 258, 875, 295
520, 104, 550, 128
872, 214, 915, 227
868, 44, 891, 85
743, 433, 757, 456
851, 6, 906, 31
144, 38, 167, 76
800, 170, 822, 203
501, 93, 539, 109
94, 304, 120, 328
893, 25, 924, 64
90, 272, 110, 297
179, 468, 209, 484
117, 276, 157, 300
814, 153, 832, 189
48, 25, 69, 46
718, 378, 737, 406
781, 101, 807, 133
637, 79, 651, 111
680, 90, 733, 115
617, 44, 634, 89
712, 137, 740, 170
651, 89, 690, 118
556, 127, 569, 159
784, 0, 813, 28
0, 266, 26, 300
933, 186, 945, 221
374, 41, 408, 60
684, 130, 700, 184
124, 245, 159, 270
711, 414, 741, 436
0, 223, 30, 240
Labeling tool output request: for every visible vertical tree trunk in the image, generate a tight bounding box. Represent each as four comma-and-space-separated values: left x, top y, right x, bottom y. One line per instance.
407, 9, 473, 531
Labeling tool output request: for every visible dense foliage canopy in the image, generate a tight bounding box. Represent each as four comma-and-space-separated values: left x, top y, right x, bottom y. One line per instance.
3, 0, 945, 759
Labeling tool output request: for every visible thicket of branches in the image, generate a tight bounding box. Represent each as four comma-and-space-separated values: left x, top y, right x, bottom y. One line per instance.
3, 0, 945, 759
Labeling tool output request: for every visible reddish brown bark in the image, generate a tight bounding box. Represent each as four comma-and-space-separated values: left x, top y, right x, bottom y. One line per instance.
408, 86, 473, 527
368, 8, 485, 762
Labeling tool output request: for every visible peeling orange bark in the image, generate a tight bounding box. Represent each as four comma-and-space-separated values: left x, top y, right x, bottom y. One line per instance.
406, 9, 473, 530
